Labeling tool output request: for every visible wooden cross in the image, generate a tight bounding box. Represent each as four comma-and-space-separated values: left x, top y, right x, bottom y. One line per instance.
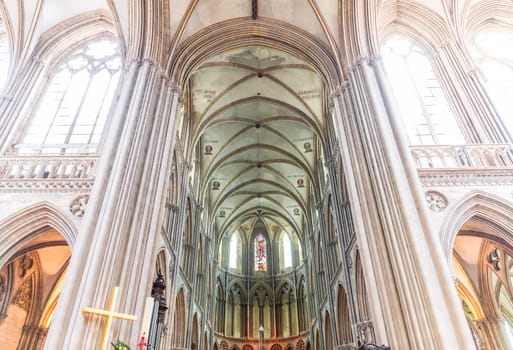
82, 286, 137, 350
252, 0, 258, 20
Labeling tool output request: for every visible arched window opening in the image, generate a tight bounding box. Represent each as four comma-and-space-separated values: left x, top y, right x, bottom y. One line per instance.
381, 37, 464, 145
17, 39, 121, 154
229, 233, 239, 269
282, 233, 292, 268
255, 233, 267, 271
0, 14, 10, 91
470, 30, 513, 135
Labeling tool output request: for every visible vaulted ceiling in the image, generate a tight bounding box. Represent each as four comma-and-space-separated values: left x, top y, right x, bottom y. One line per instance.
189, 47, 327, 242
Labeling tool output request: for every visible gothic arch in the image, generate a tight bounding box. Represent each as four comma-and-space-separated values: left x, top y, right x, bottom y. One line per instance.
336, 284, 352, 345
172, 287, 187, 348
377, 0, 450, 55
440, 191, 513, 262
0, 201, 77, 267
465, 1, 513, 38
226, 280, 248, 300
324, 310, 334, 350
33, 10, 121, 65
168, 18, 342, 92
191, 313, 199, 350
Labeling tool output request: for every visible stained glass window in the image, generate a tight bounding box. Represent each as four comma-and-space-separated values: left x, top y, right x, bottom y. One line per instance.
381, 37, 464, 145
470, 30, 513, 135
255, 233, 267, 271
17, 39, 121, 154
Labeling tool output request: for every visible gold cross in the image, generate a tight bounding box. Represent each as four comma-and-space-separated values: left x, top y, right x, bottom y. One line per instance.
82, 286, 137, 350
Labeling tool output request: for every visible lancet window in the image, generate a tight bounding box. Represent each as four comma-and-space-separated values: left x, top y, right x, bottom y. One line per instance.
255, 233, 267, 271
17, 39, 121, 154
381, 37, 464, 145
282, 233, 292, 268
229, 233, 240, 270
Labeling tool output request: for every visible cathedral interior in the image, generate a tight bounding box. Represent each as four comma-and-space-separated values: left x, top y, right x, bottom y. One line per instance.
1, 1, 513, 349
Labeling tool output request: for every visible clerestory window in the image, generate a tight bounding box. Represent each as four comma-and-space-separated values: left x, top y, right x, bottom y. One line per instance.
255, 233, 267, 271
381, 37, 464, 145
16, 39, 121, 154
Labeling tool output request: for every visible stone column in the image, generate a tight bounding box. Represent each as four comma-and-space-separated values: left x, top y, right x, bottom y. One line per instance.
434, 42, 512, 144
0, 57, 46, 152
44, 58, 183, 349
329, 56, 475, 349
475, 317, 513, 350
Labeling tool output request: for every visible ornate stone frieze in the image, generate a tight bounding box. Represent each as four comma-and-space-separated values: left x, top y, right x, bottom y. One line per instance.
418, 169, 513, 187
19, 255, 34, 278
0, 180, 94, 193
69, 194, 90, 217
425, 191, 448, 212
12, 276, 33, 312
0, 156, 97, 193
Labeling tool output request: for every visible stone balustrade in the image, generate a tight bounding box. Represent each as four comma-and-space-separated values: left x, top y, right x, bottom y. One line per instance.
410, 144, 513, 169
0, 156, 98, 192
0, 156, 98, 179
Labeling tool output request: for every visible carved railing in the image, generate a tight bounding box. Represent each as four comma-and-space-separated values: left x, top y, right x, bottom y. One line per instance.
0, 156, 98, 192
410, 144, 513, 169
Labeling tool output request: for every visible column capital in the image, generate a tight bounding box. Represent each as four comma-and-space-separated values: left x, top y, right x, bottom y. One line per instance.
329, 82, 350, 101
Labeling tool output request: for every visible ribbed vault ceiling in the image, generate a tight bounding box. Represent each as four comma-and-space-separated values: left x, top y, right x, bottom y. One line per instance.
190, 47, 325, 243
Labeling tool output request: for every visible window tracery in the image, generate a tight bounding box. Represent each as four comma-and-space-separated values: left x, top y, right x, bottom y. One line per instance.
255, 233, 267, 271
17, 39, 121, 154
381, 37, 464, 145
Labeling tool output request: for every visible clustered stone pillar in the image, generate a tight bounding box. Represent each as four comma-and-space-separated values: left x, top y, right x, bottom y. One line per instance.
329, 56, 475, 349
43, 57, 183, 349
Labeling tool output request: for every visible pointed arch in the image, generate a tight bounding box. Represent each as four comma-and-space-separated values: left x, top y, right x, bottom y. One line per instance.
0, 201, 77, 267
325, 310, 334, 349
377, 0, 450, 54
172, 288, 187, 348
337, 284, 352, 345
191, 313, 199, 350
169, 18, 342, 92
440, 191, 513, 262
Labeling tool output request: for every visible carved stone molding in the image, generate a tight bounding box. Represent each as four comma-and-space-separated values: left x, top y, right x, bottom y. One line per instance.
0, 180, 94, 193
12, 276, 33, 312
69, 194, 90, 217
418, 169, 513, 187
425, 191, 448, 212
19, 255, 34, 277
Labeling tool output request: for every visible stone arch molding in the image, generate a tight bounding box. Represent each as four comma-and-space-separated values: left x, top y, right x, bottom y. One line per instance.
439, 190, 513, 263
33, 9, 121, 66
0, 201, 78, 267
168, 18, 343, 91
